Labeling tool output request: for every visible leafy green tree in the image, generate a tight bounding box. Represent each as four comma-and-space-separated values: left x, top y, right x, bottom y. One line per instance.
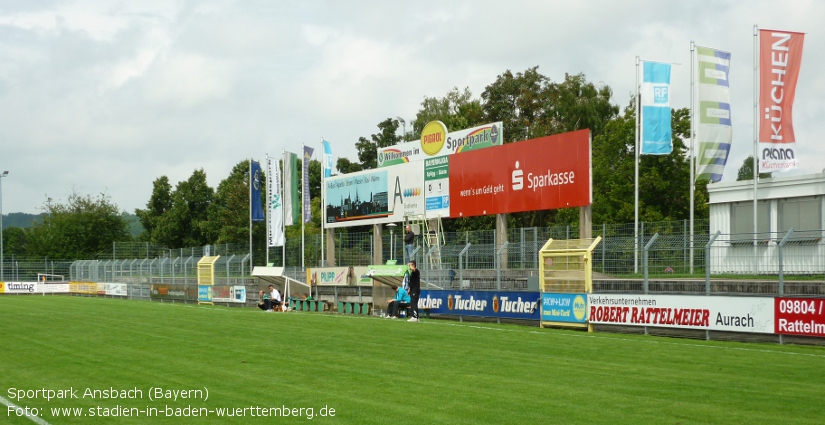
588, 103, 706, 225
736, 156, 772, 181
150, 169, 214, 248
412, 87, 484, 138
1, 226, 29, 256
135, 176, 172, 242
27, 192, 130, 258
481, 68, 618, 143
355, 118, 403, 170
336, 157, 362, 174
542, 73, 617, 137
481, 67, 546, 142
205, 161, 253, 244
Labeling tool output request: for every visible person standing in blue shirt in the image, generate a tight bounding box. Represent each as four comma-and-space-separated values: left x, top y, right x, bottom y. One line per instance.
385, 285, 411, 319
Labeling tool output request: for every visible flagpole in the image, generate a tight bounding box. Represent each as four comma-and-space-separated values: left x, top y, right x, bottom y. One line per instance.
266, 154, 270, 266
249, 158, 253, 273
634, 55, 640, 274
752, 24, 759, 273
282, 149, 286, 268
689, 42, 695, 275
301, 143, 305, 269
320, 137, 325, 267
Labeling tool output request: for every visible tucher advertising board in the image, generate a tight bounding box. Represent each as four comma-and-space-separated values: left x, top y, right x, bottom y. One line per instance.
419, 290, 540, 320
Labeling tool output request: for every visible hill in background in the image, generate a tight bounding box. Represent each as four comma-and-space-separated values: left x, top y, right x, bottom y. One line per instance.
1, 211, 145, 237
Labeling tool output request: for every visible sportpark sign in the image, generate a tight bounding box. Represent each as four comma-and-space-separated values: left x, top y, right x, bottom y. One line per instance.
377, 121, 503, 167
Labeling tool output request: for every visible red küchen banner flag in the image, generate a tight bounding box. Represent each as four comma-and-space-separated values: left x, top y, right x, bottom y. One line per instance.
759, 29, 805, 171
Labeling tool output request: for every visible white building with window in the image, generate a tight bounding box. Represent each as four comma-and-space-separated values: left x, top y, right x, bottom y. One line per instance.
706, 172, 825, 274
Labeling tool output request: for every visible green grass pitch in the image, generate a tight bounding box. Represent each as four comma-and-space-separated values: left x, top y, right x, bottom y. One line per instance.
1, 295, 824, 424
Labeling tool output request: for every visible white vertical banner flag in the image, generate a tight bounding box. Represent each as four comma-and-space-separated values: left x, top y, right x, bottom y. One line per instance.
640, 61, 673, 155
696, 47, 732, 182
283, 151, 298, 226
267, 156, 284, 247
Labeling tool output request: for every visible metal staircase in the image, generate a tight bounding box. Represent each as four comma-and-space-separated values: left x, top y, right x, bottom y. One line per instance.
405, 214, 444, 270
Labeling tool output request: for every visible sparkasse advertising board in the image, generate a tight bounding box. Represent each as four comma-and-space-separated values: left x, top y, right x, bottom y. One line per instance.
449, 129, 591, 217
588, 294, 774, 333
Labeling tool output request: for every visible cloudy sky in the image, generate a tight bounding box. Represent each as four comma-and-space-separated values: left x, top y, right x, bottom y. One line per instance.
1, 0, 823, 215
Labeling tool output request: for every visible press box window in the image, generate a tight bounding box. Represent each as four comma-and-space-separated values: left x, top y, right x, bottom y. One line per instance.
730, 201, 770, 244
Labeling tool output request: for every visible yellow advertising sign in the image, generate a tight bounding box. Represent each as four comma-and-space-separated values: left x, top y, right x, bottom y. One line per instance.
69, 282, 98, 294
420, 121, 447, 156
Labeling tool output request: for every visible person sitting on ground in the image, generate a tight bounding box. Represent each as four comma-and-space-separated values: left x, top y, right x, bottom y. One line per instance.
385, 285, 411, 319
268, 284, 282, 311
257, 290, 270, 311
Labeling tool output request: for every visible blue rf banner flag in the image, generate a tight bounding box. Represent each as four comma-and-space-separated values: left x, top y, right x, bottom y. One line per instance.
250, 160, 265, 222
640, 61, 672, 155
322, 140, 333, 178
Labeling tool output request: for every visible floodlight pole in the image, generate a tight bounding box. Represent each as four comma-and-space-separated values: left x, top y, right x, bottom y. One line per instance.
387, 223, 397, 262
0, 171, 8, 281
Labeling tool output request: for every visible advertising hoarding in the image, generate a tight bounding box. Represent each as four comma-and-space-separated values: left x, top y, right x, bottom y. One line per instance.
324, 162, 424, 228
449, 129, 591, 218
198, 285, 213, 303
232, 286, 247, 303
212, 286, 233, 302
419, 290, 540, 320
541, 293, 587, 323
424, 155, 450, 219
104, 283, 128, 296
308, 266, 372, 286
588, 294, 774, 333
377, 122, 503, 167
775, 297, 825, 337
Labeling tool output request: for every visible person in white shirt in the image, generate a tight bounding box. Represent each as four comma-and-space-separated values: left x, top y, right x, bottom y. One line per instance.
268, 285, 282, 311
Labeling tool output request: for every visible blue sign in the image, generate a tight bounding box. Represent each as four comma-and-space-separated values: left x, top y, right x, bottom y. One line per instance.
541, 293, 587, 323
419, 290, 540, 320
198, 285, 213, 303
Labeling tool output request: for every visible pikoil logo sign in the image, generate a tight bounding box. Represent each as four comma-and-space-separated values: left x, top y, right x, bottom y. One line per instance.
420, 121, 447, 156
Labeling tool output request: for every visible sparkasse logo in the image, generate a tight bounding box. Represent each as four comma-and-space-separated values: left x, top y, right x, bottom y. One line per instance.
512, 161, 524, 191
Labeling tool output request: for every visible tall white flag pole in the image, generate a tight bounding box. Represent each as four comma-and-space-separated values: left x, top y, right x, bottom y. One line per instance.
752, 25, 759, 273
320, 137, 325, 267
634, 56, 640, 274
301, 143, 305, 269
266, 153, 270, 266
689, 42, 696, 274
282, 149, 286, 268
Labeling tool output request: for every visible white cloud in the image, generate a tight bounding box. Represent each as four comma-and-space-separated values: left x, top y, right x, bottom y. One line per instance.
0, 0, 823, 215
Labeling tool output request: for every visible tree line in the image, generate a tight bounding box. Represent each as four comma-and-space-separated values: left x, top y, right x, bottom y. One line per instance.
5, 65, 767, 261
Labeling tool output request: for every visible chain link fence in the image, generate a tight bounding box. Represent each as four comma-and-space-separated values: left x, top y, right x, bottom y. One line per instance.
7, 218, 825, 285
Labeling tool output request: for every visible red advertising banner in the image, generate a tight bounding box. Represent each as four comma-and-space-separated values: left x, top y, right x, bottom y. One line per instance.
449, 130, 590, 217
759, 29, 804, 171
775, 298, 825, 337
